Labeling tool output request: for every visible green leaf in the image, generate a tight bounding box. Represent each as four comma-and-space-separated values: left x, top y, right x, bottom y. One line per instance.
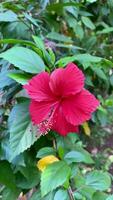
36, 147, 56, 158
0, 47, 46, 74
0, 161, 16, 190
29, 190, 55, 200
0, 11, 17, 22
8, 71, 32, 85
82, 16, 95, 30
97, 27, 113, 34
85, 171, 111, 191
73, 192, 83, 200
75, 24, 84, 39
66, 133, 79, 145
47, 2, 81, 12
9, 102, 37, 160
1, 137, 25, 166
0, 39, 36, 48
86, 0, 97, 2
1, 20, 31, 39
16, 166, 40, 189
56, 54, 102, 68
2, 187, 20, 200
54, 189, 69, 200
29, 190, 41, 200
66, 14, 84, 39
55, 56, 75, 67
47, 32, 72, 43
55, 43, 83, 50
76, 54, 102, 62
97, 110, 108, 126
91, 66, 107, 81
24, 13, 39, 28
106, 195, 113, 200
32, 35, 52, 65
64, 150, 94, 164
80, 187, 95, 199
32, 36, 45, 51
41, 161, 71, 197
93, 192, 108, 200
74, 174, 95, 199
48, 48, 56, 65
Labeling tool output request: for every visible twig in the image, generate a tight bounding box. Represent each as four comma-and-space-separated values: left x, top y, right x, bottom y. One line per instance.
68, 186, 75, 200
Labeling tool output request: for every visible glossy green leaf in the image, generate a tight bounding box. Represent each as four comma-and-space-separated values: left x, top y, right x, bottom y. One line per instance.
8, 71, 32, 85
85, 171, 111, 191
41, 161, 71, 197
29, 190, 41, 200
93, 192, 108, 200
2, 187, 20, 200
9, 102, 37, 160
0, 39, 36, 48
0, 47, 46, 73
16, 166, 40, 189
47, 32, 72, 43
47, 2, 81, 12
32, 36, 45, 51
75, 24, 84, 39
0, 161, 16, 190
24, 13, 39, 28
91, 66, 107, 81
82, 16, 95, 30
106, 195, 113, 200
64, 150, 94, 164
30, 190, 55, 200
97, 27, 113, 34
0, 11, 17, 22
54, 189, 69, 200
36, 147, 56, 158
56, 54, 102, 68
74, 174, 95, 199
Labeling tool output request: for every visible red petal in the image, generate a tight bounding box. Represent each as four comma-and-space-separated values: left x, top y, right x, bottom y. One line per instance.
49, 63, 85, 97
24, 72, 55, 101
30, 100, 53, 124
62, 89, 100, 125
52, 107, 79, 136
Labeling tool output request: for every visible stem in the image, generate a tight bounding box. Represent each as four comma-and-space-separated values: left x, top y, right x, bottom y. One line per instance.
53, 138, 57, 149
52, 137, 75, 200
68, 186, 75, 200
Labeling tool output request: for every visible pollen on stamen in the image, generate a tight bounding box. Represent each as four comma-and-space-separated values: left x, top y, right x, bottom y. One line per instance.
35, 107, 56, 137
38, 119, 53, 136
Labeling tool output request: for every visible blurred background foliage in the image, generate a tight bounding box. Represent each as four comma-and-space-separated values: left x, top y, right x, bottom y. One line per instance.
0, 0, 113, 199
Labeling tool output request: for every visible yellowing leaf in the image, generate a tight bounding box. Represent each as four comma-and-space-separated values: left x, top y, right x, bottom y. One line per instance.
82, 122, 91, 136
37, 155, 59, 172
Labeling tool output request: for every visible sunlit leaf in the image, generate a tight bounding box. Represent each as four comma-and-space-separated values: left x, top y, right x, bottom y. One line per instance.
37, 155, 59, 172
41, 161, 71, 196
0, 47, 46, 73
82, 122, 91, 136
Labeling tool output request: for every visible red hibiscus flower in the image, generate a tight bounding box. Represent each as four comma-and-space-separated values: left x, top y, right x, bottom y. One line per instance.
23, 63, 99, 136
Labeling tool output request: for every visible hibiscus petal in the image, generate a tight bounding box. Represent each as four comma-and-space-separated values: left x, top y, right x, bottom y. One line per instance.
62, 89, 100, 125
52, 107, 79, 136
30, 100, 53, 124
24, 72, 54, 101
49, 63, 85, 97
